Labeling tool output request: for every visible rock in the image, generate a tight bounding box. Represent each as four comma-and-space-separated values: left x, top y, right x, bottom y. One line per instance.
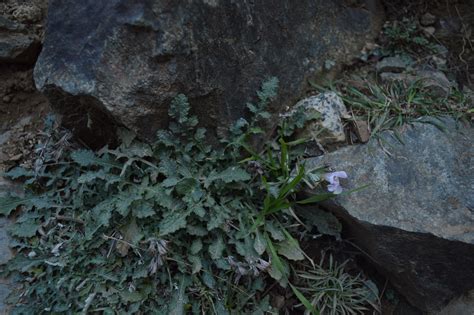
416, 70, 454, 97
380, 70, 454, 97
422, 26, 435, 36
288, 92, 350, 145
0, 15, 41, 65
432, 56, 447, 69
420, 13, 436, 26
433, 290, 474, 315
376, 56, 408, 73
11, 4, 43, 24
34, 0, 383, 145
436, 17, 462, 39
303, 117, 474, 312
2, 95, 11, 104
352, 120, 370, 143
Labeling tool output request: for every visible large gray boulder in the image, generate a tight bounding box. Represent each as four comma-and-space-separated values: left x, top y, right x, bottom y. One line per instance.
34, 0, 383, 146
304, 118, 474, 312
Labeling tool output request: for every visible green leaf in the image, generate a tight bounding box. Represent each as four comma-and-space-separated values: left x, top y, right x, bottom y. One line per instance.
208, 236, 225, 260
120, 290, 144, 303
190, 239, 203, 255
253, 230, 266, 255
265, 222, 285, 241
159, 211, 189, 236
296, 193, 334, 205
277, 240, 304, 261
0, 195, 25, 216
175, 178, 197, 195
265, 233, 288, 285
71, 150, 120, 169
289, 284, 319, 315
10, 220, 38, 237
168, 275, 190, 315
77, 170, 106, 184
133, 203, 155, 218
91, 199, 115, 228
206, 167, 250, 187
2, 167, 33, 179
189, 255, 202, 274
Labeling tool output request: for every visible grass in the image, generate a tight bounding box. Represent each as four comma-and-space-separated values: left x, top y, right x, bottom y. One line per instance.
311, 77, 471, 139
297, 255, 380, 315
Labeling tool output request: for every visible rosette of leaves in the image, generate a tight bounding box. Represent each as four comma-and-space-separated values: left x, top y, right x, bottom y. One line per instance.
0, 78, 344, 314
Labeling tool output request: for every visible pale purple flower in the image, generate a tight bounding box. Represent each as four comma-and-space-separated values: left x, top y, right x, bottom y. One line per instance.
324, 171, 348, 194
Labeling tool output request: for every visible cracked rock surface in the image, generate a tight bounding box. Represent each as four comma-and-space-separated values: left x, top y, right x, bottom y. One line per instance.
304, 117, 474, 312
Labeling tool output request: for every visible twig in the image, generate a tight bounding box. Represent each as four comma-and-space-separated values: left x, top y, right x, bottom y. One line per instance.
55, 215, 84, 225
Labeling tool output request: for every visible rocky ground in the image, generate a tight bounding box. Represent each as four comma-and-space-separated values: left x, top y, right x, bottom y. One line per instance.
0, 0, 473, 314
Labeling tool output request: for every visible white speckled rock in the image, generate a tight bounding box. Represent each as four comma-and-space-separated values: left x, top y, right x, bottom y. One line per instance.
290, 92, 350, 145
303, 117, 474, 312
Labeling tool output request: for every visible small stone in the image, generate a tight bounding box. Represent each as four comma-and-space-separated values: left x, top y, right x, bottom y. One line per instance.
376, 56, 408, 73
423, 26, 436, 36
2, 96, 11, 104
379, 72, 412, 83
353, 120, 370, 143
433, 44, 449, 58
416, 70, 454, 97
8, 153, 22, 162
289, 92, 349, 145
432, 56, 447, 68
420, 13, 436, 26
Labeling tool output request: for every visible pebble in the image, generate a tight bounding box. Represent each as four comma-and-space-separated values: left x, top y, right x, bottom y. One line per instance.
420, 13, 436, 26
423, 26, 436, 36
2, 96, 11, 104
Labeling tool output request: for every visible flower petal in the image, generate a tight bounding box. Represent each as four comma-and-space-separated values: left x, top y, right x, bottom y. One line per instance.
332, 171, 348, 179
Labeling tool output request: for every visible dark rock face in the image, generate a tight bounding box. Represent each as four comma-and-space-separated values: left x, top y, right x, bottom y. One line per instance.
0, 16, 40, 64
304, 118, 474, 312
34, 0, 383, 144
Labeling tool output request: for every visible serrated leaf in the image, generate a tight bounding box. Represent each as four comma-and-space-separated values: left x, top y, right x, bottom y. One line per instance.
2, 167, 33, 179
175, 178, 197, 195
206, 167, 250, 186
190, 239, 203, 255
0, 195, 25, 216
253, 230, 266, 255
159, 211, 190, 236
186, 225, 207, 236
10, 220, 38, 237
117, 128, 136, 147
189, 255, 202, 274
120, 290, 144, 303
191, 204, 206, 218
202, 271, 216, 289
127, 142, 153, 157
266, 222, 285, 241
206, 206, 230, 231
162, 177, 179, 188
133, 203, 155, 218
77, 170, 106, 183
71, 150, 120, 169
208, 236, 225, 260
91, 199, 115, 228
277, 241, 304, 261
168, 275, 190, 315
